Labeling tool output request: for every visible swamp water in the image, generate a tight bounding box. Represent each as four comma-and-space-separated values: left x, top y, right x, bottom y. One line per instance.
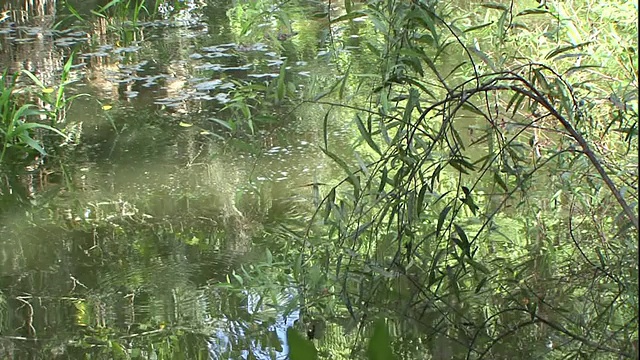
0, 0, 355, 358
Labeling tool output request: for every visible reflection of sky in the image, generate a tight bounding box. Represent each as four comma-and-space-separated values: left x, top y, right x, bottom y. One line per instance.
208, 289, 300, 360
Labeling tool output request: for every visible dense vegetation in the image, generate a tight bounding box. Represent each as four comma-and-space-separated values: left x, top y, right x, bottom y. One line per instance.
0, 0, 637, 359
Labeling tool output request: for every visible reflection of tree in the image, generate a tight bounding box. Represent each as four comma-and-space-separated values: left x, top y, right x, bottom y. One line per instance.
0, 0, 59, 80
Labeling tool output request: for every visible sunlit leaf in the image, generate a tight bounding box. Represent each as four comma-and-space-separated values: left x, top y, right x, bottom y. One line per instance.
232, 271, 243, 286
516, 8, 551, 16
102, 104, 112, 111
18, 134, 46, 155
179, 122, 194, 127
545, 42, 592, 60
464, 22, 494, 33
481, 2, 508, 10
265, 248, 273, 265
330, 11, 366, 24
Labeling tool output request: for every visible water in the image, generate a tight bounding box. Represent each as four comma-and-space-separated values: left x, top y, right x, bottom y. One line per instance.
0, 0, 351, 358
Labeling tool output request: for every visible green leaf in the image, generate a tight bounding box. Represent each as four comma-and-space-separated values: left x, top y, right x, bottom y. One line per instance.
232, 271, 243, 286
481, 2, 508, 10
448, 158, 475, 175
367, 319, 395, 360
516, 8, 551, 16
287, 327, 318, 360
493, 172, 509, 192
454, 224, 471, 257
436, 206, 451, 239
208, 117, 233, 130
338, 64, 351, 99
466, 258, 490, 274
545, 42, 592, 60
330, 11, 366, 24
276, 60, 287, 102
355, 114, 381, 155
20, 70, 46, 89
18, 134, 46, 155
265, 248, 273, 265
321, 147, 360, 199
464, 22, 494, 33
474, 276, 488, 293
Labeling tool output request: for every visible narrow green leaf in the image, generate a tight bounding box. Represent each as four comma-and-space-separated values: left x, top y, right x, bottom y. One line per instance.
265, 248, 273, 265
460, 101, 485, 116
402, 88, 420, 125
454, 224, 471, 257
20, 70, 46, 89
18, 134, 46, 155
354, 115, 381, 156
276, 60, 287, 102
467, 259, 490, 274
65, 2, 85, 21
464, 22, 494, 33
595, 248, 606, 269
545, 42, 592, 60
516, 8, 551, 16
417, 184, 428, 214
208, 117, 233, 130
533, 69, 549, 93
511, 91, 526, 118
321, 148, 360, 199
322, 110, 330, 150
427, 249, 445, 287
338, 65, 351, 99
474, 277, 488, 293
436, 206, 451, 239
493, 172, 509, 192
232, 272, 243, 286
481, 2, 508, 10
14, 122, 66, 138
469, 46, 497, 71
330, 11, 366, 24
448, 158, 473, 174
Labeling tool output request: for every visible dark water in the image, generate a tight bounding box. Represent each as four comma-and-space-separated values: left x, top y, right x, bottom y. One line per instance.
0, 0, 354, 358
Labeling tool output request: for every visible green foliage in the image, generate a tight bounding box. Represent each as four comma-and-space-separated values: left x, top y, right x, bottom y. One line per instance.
0, 72, 68, 164
287, 319, 397, 360
291, 0, 638, 358
287, 327, 318, 360
367, 319, 396, 360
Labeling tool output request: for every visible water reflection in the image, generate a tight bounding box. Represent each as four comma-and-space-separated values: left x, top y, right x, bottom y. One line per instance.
209, 289, 299, 359
0, 0, 353, 357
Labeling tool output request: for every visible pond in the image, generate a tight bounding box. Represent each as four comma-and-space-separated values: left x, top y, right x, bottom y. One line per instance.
0, 0, 355, 358
1, 1, 637, 359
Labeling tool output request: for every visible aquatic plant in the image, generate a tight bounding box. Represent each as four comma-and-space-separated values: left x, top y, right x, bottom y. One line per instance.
0, 72, 67, 164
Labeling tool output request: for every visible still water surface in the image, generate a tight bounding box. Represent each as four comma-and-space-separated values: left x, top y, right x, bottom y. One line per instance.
0, 0, 352, 358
